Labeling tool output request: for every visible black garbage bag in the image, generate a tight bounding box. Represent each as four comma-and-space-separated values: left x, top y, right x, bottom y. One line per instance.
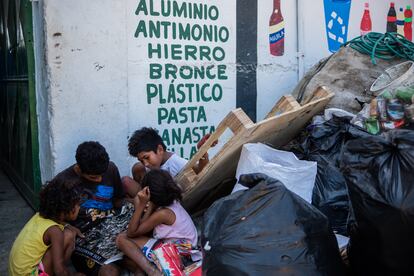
286, 116, 371, 235
312, 162, 349, 235
201, 173, 345, 276
340, 129, 414, 275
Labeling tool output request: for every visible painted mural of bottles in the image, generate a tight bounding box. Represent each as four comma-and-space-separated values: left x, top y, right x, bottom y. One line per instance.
397, 7, 405, 36
360, 3, 372, 36
323, 0, 352, 53
269, 0, 285, 56
386, 2, 397, 33
405, 5, 413, 41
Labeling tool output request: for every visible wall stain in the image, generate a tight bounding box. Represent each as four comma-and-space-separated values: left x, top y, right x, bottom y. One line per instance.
94, 62, 104, 71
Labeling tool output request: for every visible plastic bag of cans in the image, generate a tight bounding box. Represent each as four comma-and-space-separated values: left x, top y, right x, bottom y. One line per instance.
352, 86, 414, 135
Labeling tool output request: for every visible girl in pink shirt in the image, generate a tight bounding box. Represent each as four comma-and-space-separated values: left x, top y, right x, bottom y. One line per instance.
116, 169, 199, 275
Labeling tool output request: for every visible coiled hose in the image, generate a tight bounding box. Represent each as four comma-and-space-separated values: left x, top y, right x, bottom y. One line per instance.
345, 32, 414, 65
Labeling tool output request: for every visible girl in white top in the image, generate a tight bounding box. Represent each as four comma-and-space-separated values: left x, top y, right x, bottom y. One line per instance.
116, 169, 199, 275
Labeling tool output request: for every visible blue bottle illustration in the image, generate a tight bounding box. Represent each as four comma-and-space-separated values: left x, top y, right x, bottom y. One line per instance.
323, 0, 352, 53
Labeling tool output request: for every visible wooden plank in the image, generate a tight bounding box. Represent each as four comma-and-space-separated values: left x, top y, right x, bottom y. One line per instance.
302, 86, 330, 105
264, 95, 301, 119
175, 86, 334, 213
177, 108, 254, 193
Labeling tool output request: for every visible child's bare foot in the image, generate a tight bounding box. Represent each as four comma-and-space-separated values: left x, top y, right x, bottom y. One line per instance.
134, 271, 145, 276
134, 267, 161, 276
132, 260, 162, 276
147, 268, 163, 276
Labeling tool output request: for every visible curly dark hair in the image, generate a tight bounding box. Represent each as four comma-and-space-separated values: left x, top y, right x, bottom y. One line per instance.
128, 127, 166, 157
39, 175, 82, 221
75, 141, 109, 174
142, 169, 182, 207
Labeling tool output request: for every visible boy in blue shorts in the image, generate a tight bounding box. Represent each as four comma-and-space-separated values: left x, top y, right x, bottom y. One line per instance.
57, 141, 126, 276
57, 141, 124, 224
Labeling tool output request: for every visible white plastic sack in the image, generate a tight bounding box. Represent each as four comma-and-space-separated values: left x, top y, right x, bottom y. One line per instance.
312, 108, 356, 126
324, 108, 355, 121
232, 143, 317, 203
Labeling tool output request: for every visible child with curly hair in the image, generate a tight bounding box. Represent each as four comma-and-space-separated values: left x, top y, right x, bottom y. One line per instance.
9, 175, 84, 276
116, 169, 199, 275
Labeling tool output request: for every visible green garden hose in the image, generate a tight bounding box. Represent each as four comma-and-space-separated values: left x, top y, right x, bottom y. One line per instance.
345, 32, 414, 65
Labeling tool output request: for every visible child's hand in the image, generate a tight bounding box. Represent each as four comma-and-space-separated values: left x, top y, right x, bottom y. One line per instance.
65, 224, 85, 239
197, 133, 218, 149
137, 186, 151, 205
144, 201, 155, 213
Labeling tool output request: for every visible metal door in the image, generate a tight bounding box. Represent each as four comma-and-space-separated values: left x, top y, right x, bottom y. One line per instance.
0, 0, 39, 208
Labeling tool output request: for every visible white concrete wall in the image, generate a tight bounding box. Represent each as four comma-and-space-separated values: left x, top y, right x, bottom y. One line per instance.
126, 0, 237, 161
37, 0, 414, 179
33, 0, 53, 182
41, 0, 129, 176
257, 0, 299, 120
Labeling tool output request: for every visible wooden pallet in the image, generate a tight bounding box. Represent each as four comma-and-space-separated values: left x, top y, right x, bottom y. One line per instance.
175, 86, 334, 212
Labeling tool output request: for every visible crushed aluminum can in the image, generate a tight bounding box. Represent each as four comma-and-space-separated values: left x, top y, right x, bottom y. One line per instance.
387, 99, 405, 121
381, 119, 405, 130
405, 104, 414, 123
377, 98, 388, 121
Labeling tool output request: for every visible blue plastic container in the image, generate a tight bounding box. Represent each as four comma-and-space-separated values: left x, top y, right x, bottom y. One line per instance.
323, 0, 352, 53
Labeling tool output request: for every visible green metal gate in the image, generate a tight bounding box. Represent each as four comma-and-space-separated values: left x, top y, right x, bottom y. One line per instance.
0, 0, 39, 208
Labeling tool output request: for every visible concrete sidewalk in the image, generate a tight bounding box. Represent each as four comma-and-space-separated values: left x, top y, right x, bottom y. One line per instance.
0, 169, 34, 274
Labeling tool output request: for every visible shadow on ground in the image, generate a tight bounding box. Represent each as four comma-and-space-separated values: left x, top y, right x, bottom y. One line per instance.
0, 169, 34, 275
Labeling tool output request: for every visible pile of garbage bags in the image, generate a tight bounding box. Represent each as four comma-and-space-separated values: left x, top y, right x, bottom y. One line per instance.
201, 114, 414, 275
201, 173, 345, 275
285, 116, 370, 236
200, 59, 414, 273
288, 116, 414, 274
342, 130, 414, 275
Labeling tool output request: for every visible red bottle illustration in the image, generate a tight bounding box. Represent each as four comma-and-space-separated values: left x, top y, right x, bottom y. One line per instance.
405, 5, 413, 41
269, 0, 285, 56
387, 2, 397, 33
360, 3, 372, 35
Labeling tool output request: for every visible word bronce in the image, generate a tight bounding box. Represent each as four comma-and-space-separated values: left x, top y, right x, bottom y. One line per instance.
149, 63, 228, 80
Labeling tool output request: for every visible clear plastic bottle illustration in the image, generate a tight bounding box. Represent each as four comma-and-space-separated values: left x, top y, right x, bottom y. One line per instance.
397, 7, 405, 35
